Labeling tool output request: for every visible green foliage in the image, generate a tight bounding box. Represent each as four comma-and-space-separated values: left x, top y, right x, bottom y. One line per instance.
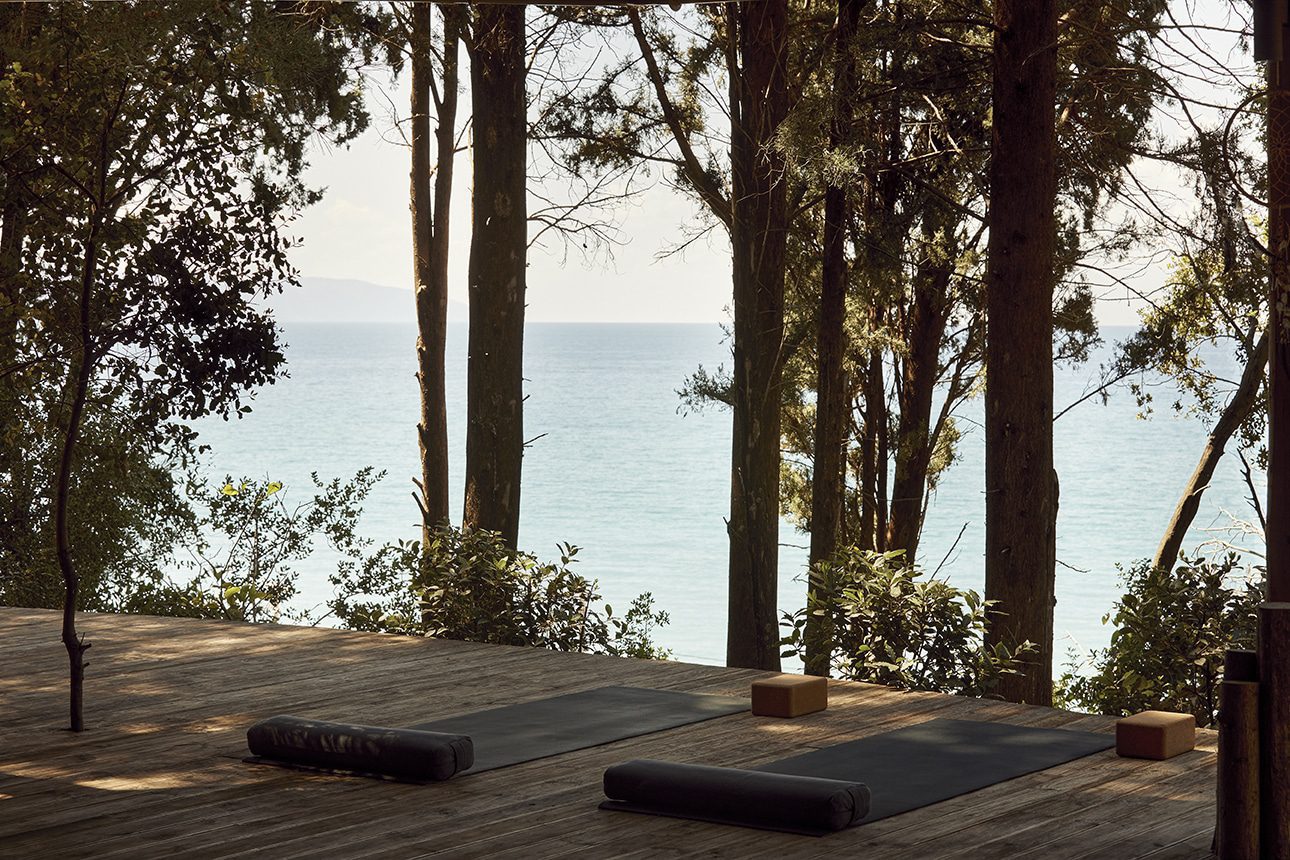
0, 3, 384, 632
0, 392, 197, 612
1109, 120, 1268, 464
108, 471, 381, 625
193, 471, 380, 623
582, 0, 1159, 560
330, 524, 672, 660
2, 2, 383, 424
781, 548, 1036, 697
1056, 555, 1262, 727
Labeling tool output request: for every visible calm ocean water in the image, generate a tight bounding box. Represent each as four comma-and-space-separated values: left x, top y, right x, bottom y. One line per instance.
193, 323, 1263, 667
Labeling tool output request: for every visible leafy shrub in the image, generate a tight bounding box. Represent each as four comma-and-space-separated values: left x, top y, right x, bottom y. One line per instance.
780, 547, 1036, 697
118, 470, 380, 623
1056, 554, 1262, 727
0, 390, 198, 613
329, 524, 671, 659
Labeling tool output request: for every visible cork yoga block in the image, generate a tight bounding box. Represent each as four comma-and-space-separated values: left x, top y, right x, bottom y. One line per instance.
751, 674, 828, 718
1115, 710, 1196, 760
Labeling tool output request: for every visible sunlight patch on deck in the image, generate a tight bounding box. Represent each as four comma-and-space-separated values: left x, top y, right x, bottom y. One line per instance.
76, 773, 209, 791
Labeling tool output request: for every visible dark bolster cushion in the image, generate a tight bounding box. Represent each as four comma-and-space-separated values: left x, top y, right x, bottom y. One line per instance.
602, 759, 870, 833
246, 715, 473, 781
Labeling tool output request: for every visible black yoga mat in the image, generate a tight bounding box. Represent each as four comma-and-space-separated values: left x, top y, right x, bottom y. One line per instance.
410, 685, 749, 773
600, 717, 1114, 833
754, 717, 1115, 824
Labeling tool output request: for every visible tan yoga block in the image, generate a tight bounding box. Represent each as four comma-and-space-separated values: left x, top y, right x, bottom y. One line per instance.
751, 674, 828, 718
1115, 710, 1196, 760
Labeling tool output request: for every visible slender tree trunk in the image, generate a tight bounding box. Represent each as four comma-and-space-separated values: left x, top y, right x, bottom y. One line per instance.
870, 338, 889, 551
463, 4, 526, 548
886, 251, 950, 564
983, 0, 1059, 706
410, 3, 459, 540
804, 0, 863, 678
725, 0, 789, 671
854, 342, 890, 554
1153, 329, 1269, 571
431, 10, 462, 390
56, 220, 99, 733
410, 3, 446, 533
804, 188, 847, 676
857, 405, 877, 551
803, 195, 847, 674
628, 8, 732, 232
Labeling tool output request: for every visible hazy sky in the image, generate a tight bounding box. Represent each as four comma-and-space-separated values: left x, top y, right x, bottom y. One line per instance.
285, 21, 1238, 328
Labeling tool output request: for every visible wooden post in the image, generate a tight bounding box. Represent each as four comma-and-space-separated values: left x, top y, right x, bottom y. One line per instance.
1259, 603, 1290, 856
1260, 9, 1290, 848
1267, 0, 1290, 614
1217, 679, 1259, 859
1224, 649, 1259, 683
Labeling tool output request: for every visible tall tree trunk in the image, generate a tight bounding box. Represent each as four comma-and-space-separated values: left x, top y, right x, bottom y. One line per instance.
725, 0, 789, 671
869, 335, 889, 551
805, 0, 863, 678
857, 406, 877, 551
410, 4, 460, 540
1153, 329, 1269, 571
886, 243, 950, 564
853, 235, 882, 553
56, 220, 99, 733
983, 0, 1059, 706
463, 4, 525, 548
409, 3, 445, 533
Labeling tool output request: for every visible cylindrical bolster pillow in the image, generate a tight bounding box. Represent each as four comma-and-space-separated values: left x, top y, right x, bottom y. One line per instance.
247, 715, 473, 781
603, 759, 870, 833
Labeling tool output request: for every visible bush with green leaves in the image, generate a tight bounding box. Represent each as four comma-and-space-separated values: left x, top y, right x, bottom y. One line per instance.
329, 524, 671, 660
780, 547, 1036, 697
0, 389, 197, 613
118, 470, 381, 624
1056, 554, 1262, 727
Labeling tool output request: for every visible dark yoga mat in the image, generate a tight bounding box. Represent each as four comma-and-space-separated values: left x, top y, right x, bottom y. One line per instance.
411, 685, 749, 773
755, 717, 1115, 824
601, 717, 1114, 833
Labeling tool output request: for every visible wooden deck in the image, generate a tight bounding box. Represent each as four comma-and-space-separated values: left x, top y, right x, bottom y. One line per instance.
0, 608, 1217, 858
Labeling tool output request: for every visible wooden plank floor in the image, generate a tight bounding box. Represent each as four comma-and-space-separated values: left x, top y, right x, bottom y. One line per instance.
0, 608, 1218, 859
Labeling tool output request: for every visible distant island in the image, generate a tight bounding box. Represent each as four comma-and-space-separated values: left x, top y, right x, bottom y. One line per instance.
265, 276, 468, 323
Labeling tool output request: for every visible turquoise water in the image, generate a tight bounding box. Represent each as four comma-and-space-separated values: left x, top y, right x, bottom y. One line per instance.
193, 323, 1263, 666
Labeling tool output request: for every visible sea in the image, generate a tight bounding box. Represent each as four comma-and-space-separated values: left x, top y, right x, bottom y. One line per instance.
192, 322, 1265, 668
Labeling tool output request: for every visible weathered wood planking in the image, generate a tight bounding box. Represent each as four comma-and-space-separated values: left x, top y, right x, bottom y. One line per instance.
0, 608, 1217, 858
